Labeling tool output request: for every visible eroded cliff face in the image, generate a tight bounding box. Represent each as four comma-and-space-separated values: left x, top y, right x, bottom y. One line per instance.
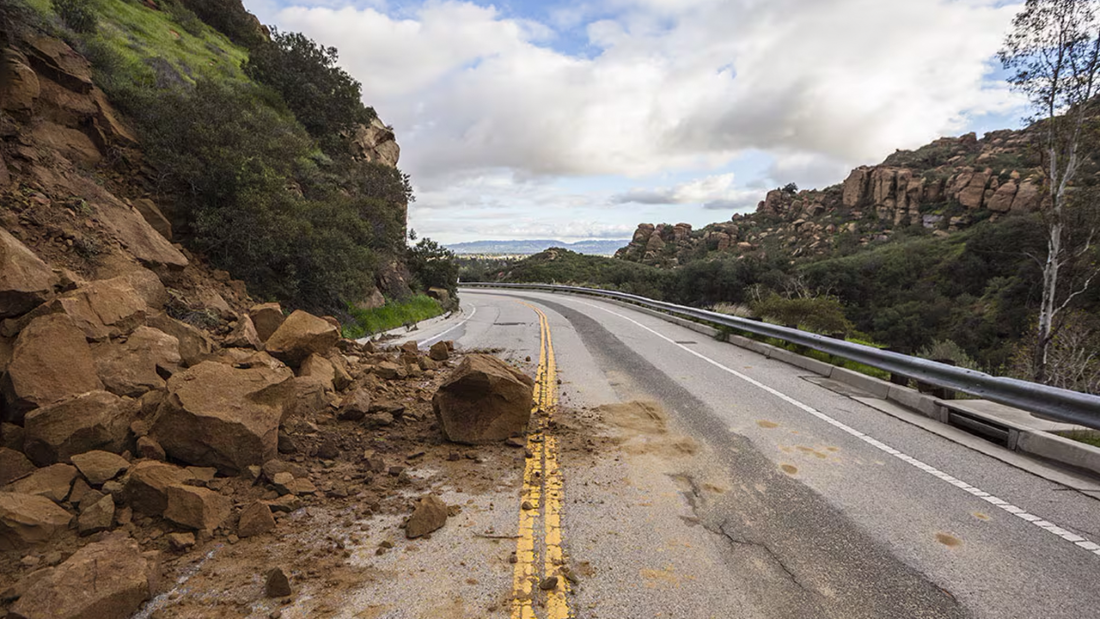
617, 129, 1053, 267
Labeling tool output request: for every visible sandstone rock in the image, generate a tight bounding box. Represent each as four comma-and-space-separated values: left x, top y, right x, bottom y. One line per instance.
164, 485, 231, 531
986, 179, 1018, 213
264, 310, 340, 367
355, 287, 386, 312
842, 167, 871, 207
265, 567, 293, 598
374, 361, 407, 380
72, 276, 150, 334
405, 495, 448, 539
135, 436, 165, 461
132, 198, 172, 240
152, 361, 293, 474
93, 190, 189, 269
298, 354, 336, 391
10, 534, 157, 619
3, 464, 77, 502
958, 169, 992, 209
0, 49, 40, 115
70, 451, 129, 486
433, 354, 535, 445
0, 447, 36, 486
0, 228, 57, 319
122, 461, 189, 516
146, 312, 214, 367
23, 391, 135, 466
0, 492, 72, 550
225, 315, 263, 349
3, 314, 102, 422
93, 327, 181, 397
167, 531, 194, 551
237, 501, 275, 538
336, 388, 372, 421
346, 116, 400, 167
249, 303, 285, 342
77, 494, 114, 535
428, 341, 450, 361
1012, 179, 1041, 213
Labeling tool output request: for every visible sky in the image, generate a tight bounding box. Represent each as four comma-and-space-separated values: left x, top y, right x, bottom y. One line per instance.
242, 0, 1030, 244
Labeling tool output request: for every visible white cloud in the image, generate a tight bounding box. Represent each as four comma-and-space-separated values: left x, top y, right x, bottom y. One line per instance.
259, 0, 1027, 241
610, 173, 760, 210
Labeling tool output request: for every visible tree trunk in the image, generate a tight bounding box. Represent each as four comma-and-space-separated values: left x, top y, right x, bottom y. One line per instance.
1036, 220, 1064, 384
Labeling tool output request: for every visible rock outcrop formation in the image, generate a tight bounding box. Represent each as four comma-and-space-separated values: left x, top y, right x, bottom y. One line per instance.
616, 129, 1050, 266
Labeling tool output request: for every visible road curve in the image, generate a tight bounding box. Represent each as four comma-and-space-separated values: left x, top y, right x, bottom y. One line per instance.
417, 289, 1100, 619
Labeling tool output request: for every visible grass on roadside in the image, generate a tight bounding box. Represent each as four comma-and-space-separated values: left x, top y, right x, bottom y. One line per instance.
342, 295, 443, 340
1059, 430, 1100, 449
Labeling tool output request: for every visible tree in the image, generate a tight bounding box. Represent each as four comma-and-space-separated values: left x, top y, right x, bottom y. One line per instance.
1000, 0, 1100, 383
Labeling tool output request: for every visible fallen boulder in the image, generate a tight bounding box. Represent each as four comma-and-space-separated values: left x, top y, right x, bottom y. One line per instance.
2, 313, 103, 422
428, 341, 450, 361
0, 492, 72, 550
0, 228, 57, 319
0, 447, 36, 485
151, 361, 293, 473
336, 388, 371, 421
146, 312, 213, 367
3, 463, 77, 502
93, 326, 181, 397
225, 315, 263, 349
22, 391, 136, 466
163, 485, 231, 532
432, 354, 535, 444
122, 461, 189, 516
237, 500, 276, 538
249, 302, 284, 342
405, 495, 448, 539
264, 310, 340, 366
70, 451, 129, 486
9, 533, 158, 619
76, 493, 114, 535
298, 353, 336, 391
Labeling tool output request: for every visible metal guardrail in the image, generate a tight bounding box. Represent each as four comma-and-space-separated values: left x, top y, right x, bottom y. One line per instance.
460, 282, 1100, 430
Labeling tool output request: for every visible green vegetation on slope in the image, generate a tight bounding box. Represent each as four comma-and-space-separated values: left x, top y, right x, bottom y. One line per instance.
343, 295, 444, 339
16, 0, 425, 316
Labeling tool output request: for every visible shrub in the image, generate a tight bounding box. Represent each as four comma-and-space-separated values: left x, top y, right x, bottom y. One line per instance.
52, 0, 97, 32
751, 293, 854, 335
917, 339, 983, 372
244, 28, 375, 151
406, 237, 459, 295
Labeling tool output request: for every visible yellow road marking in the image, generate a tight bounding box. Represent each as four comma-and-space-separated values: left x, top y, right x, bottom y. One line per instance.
510, 302, 572, 619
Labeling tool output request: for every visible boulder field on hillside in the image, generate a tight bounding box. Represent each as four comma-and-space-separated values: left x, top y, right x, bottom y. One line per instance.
0, 223, 548, 617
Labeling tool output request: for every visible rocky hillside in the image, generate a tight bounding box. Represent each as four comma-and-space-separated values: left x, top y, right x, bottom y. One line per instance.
616, 127, 1061, 267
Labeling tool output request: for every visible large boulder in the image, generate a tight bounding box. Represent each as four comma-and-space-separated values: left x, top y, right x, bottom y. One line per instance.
146, 312, 214, 367
249, 303, 285, 342
0, 447, 36, 485
9, 534, 158, 619
2, 313, 103, 422
22, 391, 136, 466
122, 461, 189, 516
0, 492, 72, 550
225, 315, 263, 349
70, 451, 130, 486
70, 276, 148, 335
264, 310, 340, 366
298, 353, 337, 391
93, 326, 181, 397
2, 463, 77, 501
0, 228, 57, 319
163, 485, 231, 532
151, 361, 293, 473
0, 49, 40, 116
432, 354, 535, 444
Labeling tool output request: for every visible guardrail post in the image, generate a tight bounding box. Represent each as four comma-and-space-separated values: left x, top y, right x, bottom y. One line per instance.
916, 358, 956, 400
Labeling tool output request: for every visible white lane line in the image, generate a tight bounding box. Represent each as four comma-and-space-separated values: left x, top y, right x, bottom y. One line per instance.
565, 297, 1100, 559
420, 304, 478, 348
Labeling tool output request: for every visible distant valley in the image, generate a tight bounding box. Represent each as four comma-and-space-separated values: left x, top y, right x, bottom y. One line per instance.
446, 239, 629, 256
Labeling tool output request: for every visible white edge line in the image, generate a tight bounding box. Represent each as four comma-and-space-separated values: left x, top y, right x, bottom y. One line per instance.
420, 303, 477, 348
552, 295, 1100, 559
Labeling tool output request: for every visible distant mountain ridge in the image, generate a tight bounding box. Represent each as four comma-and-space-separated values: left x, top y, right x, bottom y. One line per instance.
447, 239, 629, 256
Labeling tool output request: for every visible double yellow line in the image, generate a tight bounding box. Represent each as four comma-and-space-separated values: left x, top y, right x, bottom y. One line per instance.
512, 302, 572, 619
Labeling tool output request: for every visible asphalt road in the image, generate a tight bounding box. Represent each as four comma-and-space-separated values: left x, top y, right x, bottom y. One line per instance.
404, 289, 1100, 619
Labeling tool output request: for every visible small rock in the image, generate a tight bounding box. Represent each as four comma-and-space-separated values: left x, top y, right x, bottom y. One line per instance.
265, 567, 293, 598
168, 531, 195, 551
77, 494, 114, 536
428, 341, 449, 361
237, 501, 276, 538
71, 450, 130, 486
539, 576, 559, 590
315, 438, 340, 460
504, 437, 526, 448
405, 495, 448, 539
135, 436, 166, 461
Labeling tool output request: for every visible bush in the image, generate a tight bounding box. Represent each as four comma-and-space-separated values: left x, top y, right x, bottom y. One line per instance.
244, 28, 375, 151
178, 0, 266, 47
406, 237, 459, 295
917, 339, 983, 372
52, 0, 97, 32
751, 293, 854, 335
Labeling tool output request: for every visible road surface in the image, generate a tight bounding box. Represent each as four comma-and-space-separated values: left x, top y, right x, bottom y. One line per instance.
396, 288, 1100, 619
